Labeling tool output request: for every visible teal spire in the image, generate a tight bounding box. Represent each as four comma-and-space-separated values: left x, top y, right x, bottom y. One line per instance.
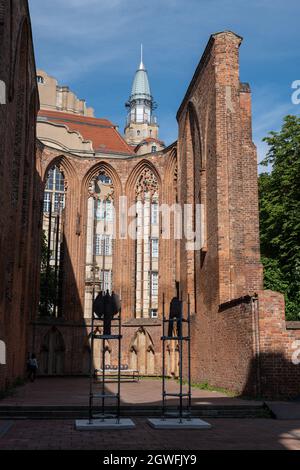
130, 45, 152, 101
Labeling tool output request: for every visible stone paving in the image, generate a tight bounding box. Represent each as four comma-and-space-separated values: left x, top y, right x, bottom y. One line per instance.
0, 418, 299, 450
0, 378, 300, 450
0, 377, 261, 408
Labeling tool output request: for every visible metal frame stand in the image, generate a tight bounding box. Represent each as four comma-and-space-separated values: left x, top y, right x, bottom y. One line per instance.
75, 310, 135, 430
148, 294, 211, 430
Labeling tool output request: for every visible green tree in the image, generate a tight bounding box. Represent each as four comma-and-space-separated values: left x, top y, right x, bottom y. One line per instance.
39, 231, 57, 316
259, 115, 300, 320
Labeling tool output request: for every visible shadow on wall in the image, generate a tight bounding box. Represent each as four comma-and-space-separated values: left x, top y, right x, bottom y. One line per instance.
32, 232, 90, 377
242, 352, 300, 400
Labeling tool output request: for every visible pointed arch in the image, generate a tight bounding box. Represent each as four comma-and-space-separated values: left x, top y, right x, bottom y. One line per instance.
164, 145, 178, 203
125, 159, 162, 200
129, 327, 156, 375
82, 161, 122, 198
127, 162, 161, 319
187, 101, 204, 170
40, 327, 65, 375
42, 154, 77, 187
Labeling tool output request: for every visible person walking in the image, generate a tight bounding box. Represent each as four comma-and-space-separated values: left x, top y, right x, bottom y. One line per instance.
27, 353, 38, 382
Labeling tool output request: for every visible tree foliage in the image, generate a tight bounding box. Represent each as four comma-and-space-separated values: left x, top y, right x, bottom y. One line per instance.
259, 115, 300, 320
39, 231, 57, 317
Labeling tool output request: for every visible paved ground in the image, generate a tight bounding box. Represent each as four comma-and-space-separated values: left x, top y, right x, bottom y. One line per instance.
266, 401, 300, 420
0, 377, 261, 408
0, 418, 300, 450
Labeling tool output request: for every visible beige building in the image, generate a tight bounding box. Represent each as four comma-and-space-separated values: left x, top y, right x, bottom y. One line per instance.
37, 69, 94, 117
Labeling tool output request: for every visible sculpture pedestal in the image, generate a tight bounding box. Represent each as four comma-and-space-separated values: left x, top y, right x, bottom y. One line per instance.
147, 418, 211, 430
75, 418, 136, 431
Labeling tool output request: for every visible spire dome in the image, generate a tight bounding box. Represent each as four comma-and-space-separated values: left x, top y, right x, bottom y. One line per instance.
130, 45, 151, 100
125, 46, 161, 148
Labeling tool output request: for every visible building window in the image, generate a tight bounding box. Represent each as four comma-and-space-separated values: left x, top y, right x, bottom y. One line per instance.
95, 235, 112, 256
151, 146, 157, 153
151, 272, 159, 297
43, 192, 51, 212
151, 202, 159, 224
151, 239, 159, 258
37, 75, 44, 84
96, 199, 114, 221
44, 166, 65, 214
135, 168, 159, 318
100, 270, 112, 292
150, 309, 158, 319
137, 130, 140, 136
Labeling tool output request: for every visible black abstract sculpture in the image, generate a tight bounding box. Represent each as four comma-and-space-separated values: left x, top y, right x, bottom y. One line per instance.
168, 282, 183, 338
93, 290, 121, 335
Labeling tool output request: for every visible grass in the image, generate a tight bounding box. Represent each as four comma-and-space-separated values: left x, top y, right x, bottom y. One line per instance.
139, 376, 239, 397
185, 380, 239, 397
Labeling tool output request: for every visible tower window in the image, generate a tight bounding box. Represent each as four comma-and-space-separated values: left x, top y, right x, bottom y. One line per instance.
37, 75, 45, 84
151, 146, 157, 153
137, 130, 140, 136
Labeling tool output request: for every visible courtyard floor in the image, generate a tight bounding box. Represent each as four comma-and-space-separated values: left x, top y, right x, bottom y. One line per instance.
0, 378, 300, 450
0, 417, 300, 450
0, 377, 259, 408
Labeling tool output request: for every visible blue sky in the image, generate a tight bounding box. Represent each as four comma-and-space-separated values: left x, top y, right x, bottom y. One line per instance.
28, 0, 300, 163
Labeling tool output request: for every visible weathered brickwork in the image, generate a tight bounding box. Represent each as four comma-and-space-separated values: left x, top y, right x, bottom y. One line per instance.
177, 31, 299, 398
0, 11, 299, 398
31, 144, 178, 377
0, 0, 39, 391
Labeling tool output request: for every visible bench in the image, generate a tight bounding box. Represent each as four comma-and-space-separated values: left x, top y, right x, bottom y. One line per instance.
94, 366, 139, 383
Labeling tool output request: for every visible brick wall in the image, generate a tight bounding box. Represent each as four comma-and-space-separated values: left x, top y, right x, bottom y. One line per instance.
257, 291, 300, 398
176, 31, 299, 398
0, 0, 39, 392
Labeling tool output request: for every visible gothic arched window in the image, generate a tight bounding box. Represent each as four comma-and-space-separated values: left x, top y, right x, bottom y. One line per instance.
84, 171, 115, 318
40, 165, 66, 317
135, 168, 159, 318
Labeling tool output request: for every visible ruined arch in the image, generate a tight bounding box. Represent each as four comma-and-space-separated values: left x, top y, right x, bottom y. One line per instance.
40, 327, 65, 375
82, 161, 122, 198
40, 162, 68, 317
42, 154, 77, 189
129, 164, 160, 318
187, 102, 207, 313
129, 327, 156, 375
82, 163, 121, 318
166, 147, 178, 206
125, 160, 162, 201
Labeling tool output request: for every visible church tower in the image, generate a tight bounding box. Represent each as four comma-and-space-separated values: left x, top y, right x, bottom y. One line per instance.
125, 46, 161, 148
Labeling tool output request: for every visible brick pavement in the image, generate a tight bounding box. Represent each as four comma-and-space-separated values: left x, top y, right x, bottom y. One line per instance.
0, 418, 299, 450
0, 377, 261, 408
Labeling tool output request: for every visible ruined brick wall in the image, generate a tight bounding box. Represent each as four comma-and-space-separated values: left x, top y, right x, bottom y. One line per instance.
177, 31, 299, 398
0, 0, 39, 391
177, 31, 264, 394
256, 291, 300, 398
31, 144, 178, 377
